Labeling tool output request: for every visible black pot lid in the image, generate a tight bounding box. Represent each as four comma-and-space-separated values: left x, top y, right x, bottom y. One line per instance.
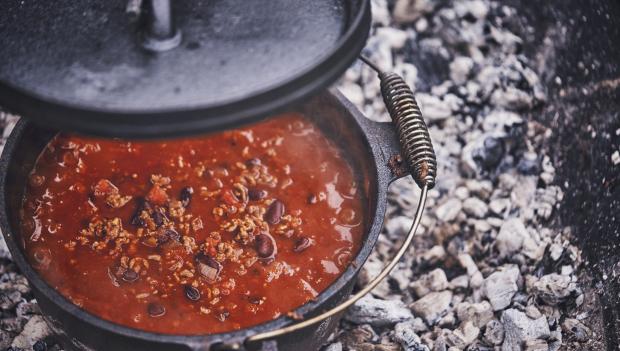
0, 0, 370, 138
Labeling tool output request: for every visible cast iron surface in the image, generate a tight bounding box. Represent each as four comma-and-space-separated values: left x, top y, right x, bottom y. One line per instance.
0, 90, 406, 351
500, 0, 620, 348
0, 0, 370, 138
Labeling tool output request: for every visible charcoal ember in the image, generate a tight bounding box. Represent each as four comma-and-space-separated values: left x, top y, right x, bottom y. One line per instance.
0, 289, 22, 310
410, 268, 449, 298
472, 136, 505, 171
9, 316, 52, 350
0, 330, 11, 350
0, 234, 10, 260
462, 197, 488, 218
444, 321, 480, 349
483, 319, 504, 346
0, 317, 27, 334
339, 324, 377, 350
33, 340, 47, 351
455, 301, 494, 328
15, 301, 40, 317
410, 290, 453, 326
481, 265, 520, 311
344, 295, 413, 327
495, 218, 541, 259
562, 318, 590, 342
534, 244, 573, 277
500, 309, 550, 351
517, 152, 540, 175
393, 321, 431, 351
435, 199, 463, 223
392, 0, 439, 23
526, 274, 580, 306
323, 342, 343, 351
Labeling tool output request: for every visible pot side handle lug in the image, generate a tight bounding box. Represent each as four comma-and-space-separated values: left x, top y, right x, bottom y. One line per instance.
363, 119, 411, 183
360, 55, 437, 190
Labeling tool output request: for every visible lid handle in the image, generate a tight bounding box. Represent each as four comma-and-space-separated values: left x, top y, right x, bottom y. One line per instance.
134, 0, 183, 51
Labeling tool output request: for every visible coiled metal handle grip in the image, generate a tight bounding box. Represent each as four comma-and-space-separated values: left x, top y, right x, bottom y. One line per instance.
379, 72, 437, 189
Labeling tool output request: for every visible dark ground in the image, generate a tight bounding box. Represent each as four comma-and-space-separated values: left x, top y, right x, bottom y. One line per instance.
508, 0, 620, 349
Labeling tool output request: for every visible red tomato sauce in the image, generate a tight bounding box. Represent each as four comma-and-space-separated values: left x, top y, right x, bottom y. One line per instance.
20, 113, 365, 334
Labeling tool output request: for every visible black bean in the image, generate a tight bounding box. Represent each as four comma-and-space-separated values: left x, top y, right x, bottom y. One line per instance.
248, 188, 267, 201
157, 228, 180, 246
195, 253, 222, 281
151, 210, 165, 227
131, 198, 151, 227
246, 158, 261, 167
307, 194, 318, 204
33, 340, 47, 351
196, 253, 222, 271
122, 269, 139, 283
293, 237, 313, 253
180, 186, 194, 207
184, 285, 201, 301
255, 233, 276, 259
248, 296, 263, 305
147, 303, 166, 317
264, 200, 285, 224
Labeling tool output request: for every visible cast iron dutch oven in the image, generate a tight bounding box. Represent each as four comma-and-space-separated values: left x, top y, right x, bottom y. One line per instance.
0, 89, 435, 351
0, 0, 437, 350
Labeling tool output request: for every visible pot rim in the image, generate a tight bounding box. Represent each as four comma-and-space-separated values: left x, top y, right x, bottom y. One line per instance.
0, 90, 396, 347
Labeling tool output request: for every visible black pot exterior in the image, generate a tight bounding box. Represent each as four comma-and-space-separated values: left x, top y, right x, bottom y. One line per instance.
0, 89, 405, 351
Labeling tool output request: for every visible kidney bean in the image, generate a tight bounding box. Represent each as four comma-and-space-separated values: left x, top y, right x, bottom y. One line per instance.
248, 296, 263, 305
122, 269, 139, 283
255, 233, 277, 260
157, 228, 180, 246
264, 200, 285, 224
184, 285, 201, 301
307, 194, 318, 204
246, 158, 261, 167
221, 189, 239, 205
195, 253, 222, 281
151, 210, 165, 227
248, 188, 267, 201
147, 303, 166, 317
180, 186, 193, 207
293, 237, 313, 253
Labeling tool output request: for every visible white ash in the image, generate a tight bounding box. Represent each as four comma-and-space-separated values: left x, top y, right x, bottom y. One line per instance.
481, 265, 521, 311
345, 295, 414, 327
410, 268, 449, 298
333, 0, 589, 349
500, 309, 550, 351
409, 290, 453, 326
10, 315, 52, 350
393, 322, 431, 351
